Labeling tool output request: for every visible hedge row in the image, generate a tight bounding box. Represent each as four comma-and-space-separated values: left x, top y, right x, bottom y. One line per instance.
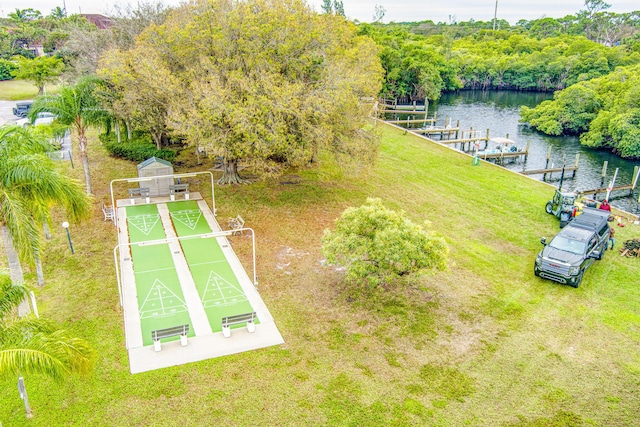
100, 133, 176, 163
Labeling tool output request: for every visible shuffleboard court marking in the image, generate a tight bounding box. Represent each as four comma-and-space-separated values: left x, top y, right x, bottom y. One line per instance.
127, 213, 161, 236
188, 260, 227, 268
133, 265, 176, 274
169, 209, 203, 231
201, 271, 248, 308
139, 280, 188, 319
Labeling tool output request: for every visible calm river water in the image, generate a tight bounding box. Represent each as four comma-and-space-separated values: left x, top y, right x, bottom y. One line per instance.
413, 90, 640, 212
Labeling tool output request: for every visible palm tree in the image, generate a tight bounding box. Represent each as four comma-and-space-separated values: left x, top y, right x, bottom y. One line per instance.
8, 8, 42, 23
30, 76, 110, 194
48, 6, 67, 19
0, 125, 90, 311
0, 273, 95, 381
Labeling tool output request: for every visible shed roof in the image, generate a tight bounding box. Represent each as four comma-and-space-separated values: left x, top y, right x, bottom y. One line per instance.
137, 157, 172, 170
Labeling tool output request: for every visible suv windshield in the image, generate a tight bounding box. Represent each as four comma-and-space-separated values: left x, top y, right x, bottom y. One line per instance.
549, 236, 585, 255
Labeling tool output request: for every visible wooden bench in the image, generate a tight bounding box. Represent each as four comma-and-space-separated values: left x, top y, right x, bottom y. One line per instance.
169, 183, 190, 201
101, 203, 115, 223
128, 187, 150, 204
151, 324, 190, 351
221, 312, 256, 338
228, 215, 245, 235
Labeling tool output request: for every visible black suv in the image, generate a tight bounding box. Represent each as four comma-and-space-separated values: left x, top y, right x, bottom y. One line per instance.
534, 207, 610, 288
12, 101, 33, 118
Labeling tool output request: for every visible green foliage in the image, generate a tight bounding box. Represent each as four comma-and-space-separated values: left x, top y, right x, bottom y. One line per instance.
521, 64, 640, 158
322, 198, 448, 289
99, 0, 383, 184
30, 76, 113, 193
0, 59, 16, 81
100, 133, 176, 163
0, 273, 96, 381
360, 22, 640, 100
0, 124, 90, 263
359, 24, 462, 101
12, 56, 64, 94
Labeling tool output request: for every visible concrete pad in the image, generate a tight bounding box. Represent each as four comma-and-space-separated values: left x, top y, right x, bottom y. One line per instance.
115, 196, 284, 374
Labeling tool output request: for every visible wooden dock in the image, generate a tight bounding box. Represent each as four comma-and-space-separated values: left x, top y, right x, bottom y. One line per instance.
479, 150, 529, 161
386, 118, 436, 124
521, 165, 578, 176
379, 102, 426, 112
579, 184, 635, 196
378, 109, 428, 114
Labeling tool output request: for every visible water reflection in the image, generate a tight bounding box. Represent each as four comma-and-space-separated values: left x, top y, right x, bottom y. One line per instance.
421, 90, 640, 212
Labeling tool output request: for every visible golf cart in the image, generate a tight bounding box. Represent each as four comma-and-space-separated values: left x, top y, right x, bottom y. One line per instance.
545, 189, 578, 228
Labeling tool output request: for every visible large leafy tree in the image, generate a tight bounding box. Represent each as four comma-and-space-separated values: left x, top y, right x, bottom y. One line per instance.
0, 125, 90, 314
322, 198, 448, 289
100, 0, 383, 184
0, 273, 95, 381
29, 77, 110, 194
12, 56, 65, 95
98, 45, 177, 150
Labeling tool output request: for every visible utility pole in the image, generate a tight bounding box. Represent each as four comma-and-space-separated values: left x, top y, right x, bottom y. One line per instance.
493, 0, 498, 31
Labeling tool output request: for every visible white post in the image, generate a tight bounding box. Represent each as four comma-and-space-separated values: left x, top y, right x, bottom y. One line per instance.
606, 168, 618, 201
29, 291, 38, 318
18, 376, 32, 418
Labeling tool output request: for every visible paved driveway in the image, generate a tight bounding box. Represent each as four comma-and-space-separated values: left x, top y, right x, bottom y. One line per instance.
0, 100, 73, 160
0, 100, 31, 126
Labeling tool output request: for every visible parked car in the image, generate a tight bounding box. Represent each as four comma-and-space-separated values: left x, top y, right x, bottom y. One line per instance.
12, 101, 33, 118
16, 112, 56, 128
534, 207, 610, 288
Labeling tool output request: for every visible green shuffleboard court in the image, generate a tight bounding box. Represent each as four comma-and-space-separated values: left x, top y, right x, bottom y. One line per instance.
166, 200, 257, 332
126, 204, 194, 345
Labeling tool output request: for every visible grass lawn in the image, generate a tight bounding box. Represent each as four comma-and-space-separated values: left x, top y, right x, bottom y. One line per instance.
1, 123, 639, 426
0, 79, 60, 100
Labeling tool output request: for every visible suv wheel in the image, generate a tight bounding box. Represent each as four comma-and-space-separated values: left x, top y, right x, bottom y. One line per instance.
570, 271, 583, 288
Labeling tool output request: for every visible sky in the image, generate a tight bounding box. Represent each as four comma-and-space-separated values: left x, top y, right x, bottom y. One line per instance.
0, 0, 638, 24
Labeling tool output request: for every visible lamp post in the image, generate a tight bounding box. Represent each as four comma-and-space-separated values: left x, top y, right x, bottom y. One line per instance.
61, 221, 74, 254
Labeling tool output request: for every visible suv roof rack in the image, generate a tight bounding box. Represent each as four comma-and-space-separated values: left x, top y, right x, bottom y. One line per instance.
570, 207, 609, 231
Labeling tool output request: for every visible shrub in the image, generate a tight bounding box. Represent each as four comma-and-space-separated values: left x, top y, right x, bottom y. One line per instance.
100, 133, 176, 163
322, 198, 448, 289
0, 59, 17, 81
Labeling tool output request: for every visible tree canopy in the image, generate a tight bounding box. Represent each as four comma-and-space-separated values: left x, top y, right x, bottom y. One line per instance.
520, 64, 640, 158
99, 0, 384, 184
322, 198, 448, 289
12, 56, 64, 95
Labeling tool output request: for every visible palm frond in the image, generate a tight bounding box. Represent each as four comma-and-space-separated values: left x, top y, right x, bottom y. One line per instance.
0, 275, 28, 321
0, 329, 96, 381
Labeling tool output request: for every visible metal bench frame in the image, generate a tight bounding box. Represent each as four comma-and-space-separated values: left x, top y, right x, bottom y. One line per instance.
151, 324, 190, 351
169, 184, 190, 201
129, 187, 150, 204
221, 312, 256, 337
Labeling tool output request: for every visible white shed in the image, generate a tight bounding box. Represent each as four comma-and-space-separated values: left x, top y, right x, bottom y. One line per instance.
136, 157, 173, 196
